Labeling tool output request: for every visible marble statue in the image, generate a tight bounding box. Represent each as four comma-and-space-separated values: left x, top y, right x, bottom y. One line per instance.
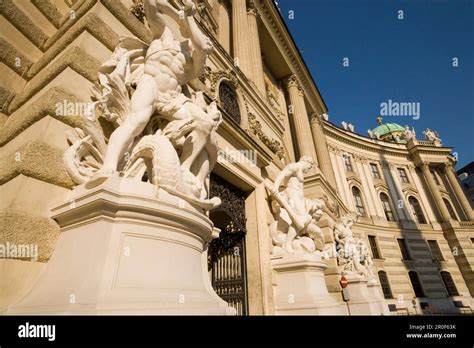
341, 121, 348, 130
265, 157, 325, 255
348, 123, 354, 132
64, 0, 222, 210
321, 113, 329, 121
367, 129, 375, 138
334, 217, 375, 279
423, 128, 442, 146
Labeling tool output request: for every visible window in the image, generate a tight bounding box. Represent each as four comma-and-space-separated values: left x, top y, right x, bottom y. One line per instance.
398, 168, 409, 183
408, 271, 425, 297
343, 155, 353, 172
430, 170, 440, 185
440, 272, 459, 296
427, 240, 444, 261
218, 82, 241, 124
378, 271, 393, 299
368, 236, 381, 259
352, 186, 365, 216
408, 196, 426, 224
380, 193, 395, 221
397, 238, 411, 260
443, 198, 457, 220
370, 163, 381, 179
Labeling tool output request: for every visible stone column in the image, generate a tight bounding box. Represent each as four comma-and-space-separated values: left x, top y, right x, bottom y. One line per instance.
309, 114, 337, 188
232, 0, 252, 77
217, 0, 231, 53
284, 74, 318, 164
246, 1, 266, 94
443, 163, 474, 220
277, 81, 295, 163
420, 163, 452, 222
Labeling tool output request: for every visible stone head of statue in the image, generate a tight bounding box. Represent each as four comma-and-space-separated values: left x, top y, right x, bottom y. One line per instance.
299, 156, 315, 172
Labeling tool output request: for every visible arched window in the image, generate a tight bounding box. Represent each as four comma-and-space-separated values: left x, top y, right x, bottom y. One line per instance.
380, 192, 395, 221
352, 186, 365, 216
440, 271, 459, 297
408, 271, 425, 298
408, 196, 426, 224
218, 82, 241, 124
443, 198, 457, 220
378, 271, 393, 299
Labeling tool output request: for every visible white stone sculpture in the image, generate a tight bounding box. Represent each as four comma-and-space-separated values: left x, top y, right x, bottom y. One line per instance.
64, 0, 221, 210
341, 121, 348, 130
321, 113, 329, 121
265, 156, 325, 255
348, 123, 354, 132
367, 129, 375, 138
333, 217, 374, 279
423, 128, 442, 146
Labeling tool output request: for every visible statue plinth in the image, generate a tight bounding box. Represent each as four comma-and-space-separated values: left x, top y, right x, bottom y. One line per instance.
344, 273, 385, 315
271, 253, 346, 315
8, 177, 235, 315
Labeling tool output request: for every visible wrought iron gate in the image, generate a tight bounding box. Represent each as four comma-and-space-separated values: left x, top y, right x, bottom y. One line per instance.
208, 173, 248, 315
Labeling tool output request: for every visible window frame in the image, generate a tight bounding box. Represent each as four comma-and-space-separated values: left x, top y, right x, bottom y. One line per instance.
379, 192, 395, 221
408, 271, 425, 298
398, 168, 409, 183
397, 238, 412, 260
440, 271, 459, 297
343, 154, 353, 172
427, 240, 444, 261
370, 163, 381, 179
351, 186, 366, 216
368, 235, 382, 259
378, 270, 393, 299
408, 196, 427, 224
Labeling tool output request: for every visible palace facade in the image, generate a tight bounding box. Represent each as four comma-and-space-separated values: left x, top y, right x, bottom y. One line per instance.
1, 0, 473, 315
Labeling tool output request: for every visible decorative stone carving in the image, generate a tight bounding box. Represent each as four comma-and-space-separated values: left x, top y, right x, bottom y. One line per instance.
202, 66, 238, 98
381, 160, 395, 170
284, 74, 303, 96
247, 113, 285, 159
64, 0, 221, 211
333, 217, 375, 281
423, 128, 442, 146
404, 125, 416, 141
341, 121, 348, 130
265, 157, 325, 255
348, 123, 354, 132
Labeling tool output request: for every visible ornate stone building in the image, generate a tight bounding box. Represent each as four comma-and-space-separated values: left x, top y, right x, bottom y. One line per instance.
1, 0, 473, 315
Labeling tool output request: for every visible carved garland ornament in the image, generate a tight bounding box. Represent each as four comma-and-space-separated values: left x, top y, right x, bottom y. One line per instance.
247, 113, 285, 159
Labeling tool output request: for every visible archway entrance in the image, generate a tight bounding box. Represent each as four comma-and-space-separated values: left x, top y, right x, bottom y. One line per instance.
208, 173, 248, 315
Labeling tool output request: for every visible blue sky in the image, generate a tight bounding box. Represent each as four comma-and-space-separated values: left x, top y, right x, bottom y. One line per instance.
276, 0, 473, 168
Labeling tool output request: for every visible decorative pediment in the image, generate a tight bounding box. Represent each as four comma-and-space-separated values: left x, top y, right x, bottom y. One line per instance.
200, 66, 238, 100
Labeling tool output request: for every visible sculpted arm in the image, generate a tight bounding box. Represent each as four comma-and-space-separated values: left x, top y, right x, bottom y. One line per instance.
272, 164, 296, 192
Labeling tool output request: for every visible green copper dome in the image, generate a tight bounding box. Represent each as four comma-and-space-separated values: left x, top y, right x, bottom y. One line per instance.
372, 123, 405, 137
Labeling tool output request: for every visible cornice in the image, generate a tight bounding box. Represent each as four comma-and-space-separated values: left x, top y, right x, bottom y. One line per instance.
257, 0, 327, 114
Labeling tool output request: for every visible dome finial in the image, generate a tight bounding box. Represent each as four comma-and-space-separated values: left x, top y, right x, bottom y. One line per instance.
376, 116, 383, 125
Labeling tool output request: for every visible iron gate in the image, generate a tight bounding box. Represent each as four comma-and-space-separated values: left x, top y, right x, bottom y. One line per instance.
208, 174, 248, 315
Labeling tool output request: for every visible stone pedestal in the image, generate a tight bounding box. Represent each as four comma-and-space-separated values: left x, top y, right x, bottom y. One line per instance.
367, 281, 390, 315
271, 253, 346, 315
345, 274, 383, 315
8, 177, 235, 315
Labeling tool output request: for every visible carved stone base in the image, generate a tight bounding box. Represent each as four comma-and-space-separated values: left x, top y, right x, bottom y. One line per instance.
271, 254, 346, 315
367, 281, 390, 315
8, 178, 235, 315
344, 274, 385, 315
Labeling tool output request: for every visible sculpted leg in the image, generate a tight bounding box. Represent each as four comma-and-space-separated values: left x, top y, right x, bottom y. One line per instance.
88, 76, 156, 186
284, 226, 297, 253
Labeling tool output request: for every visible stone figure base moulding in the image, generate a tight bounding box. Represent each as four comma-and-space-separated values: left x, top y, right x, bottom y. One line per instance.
343, 273, 388, 315
271, 253, 347, 315
8, 178, 235, 315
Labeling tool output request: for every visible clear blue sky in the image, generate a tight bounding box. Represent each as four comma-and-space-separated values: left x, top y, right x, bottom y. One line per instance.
276, 0, 474, 169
